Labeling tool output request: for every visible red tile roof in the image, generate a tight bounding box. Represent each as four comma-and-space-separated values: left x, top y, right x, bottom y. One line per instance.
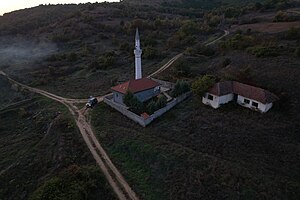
209, 81, 234, 96
111, 78, 160, 94
208, 81, 279, 104
141, 112, 150, 119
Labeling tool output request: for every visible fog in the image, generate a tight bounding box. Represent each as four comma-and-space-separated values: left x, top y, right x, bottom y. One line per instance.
0, 37, 57, 69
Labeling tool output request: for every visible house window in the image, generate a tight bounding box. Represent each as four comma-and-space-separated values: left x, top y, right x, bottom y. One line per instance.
252, 102, 259, 108
154, 86, 160, 92
208, 94, 214, 100
244, 99, 250, 104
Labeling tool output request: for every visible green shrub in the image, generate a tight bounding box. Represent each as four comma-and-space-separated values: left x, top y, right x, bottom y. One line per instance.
186, 44, 215, 57
191, 75, 216, 98
146, 100, 157, 114
172, 80, 190, 97
220, 34, 256, 50
156, 96, 167, 109
143, 46, 157, 59
247, 46, 280, 57
173, 58, 191, 78
30, 165, 115, 200
285, 27, 300, 40
124, 91, 144, 114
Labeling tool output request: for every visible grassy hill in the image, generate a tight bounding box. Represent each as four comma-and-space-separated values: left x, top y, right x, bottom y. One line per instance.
0, 0, 299, 199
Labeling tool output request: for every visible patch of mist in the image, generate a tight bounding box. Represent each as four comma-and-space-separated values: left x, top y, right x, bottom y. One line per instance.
0, 36, 58, 70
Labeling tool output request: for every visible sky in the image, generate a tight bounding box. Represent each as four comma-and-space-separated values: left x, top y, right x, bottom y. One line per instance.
0, 0, 119, 15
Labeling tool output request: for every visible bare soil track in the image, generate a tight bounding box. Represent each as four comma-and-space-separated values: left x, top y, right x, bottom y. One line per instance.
0, 30, 228, 200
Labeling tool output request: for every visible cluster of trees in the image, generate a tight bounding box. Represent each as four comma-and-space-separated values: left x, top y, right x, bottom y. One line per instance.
123, 91, 145, 114
186, 44, 216, 57
167, 20, 214, 49
146, 96, 167, 114
123, 91, 167, 115
172, 80, 190, 97
247, 45, 281, 57
88, 51, 116, 70
220, 33, 257, 50
273, 11, 296, 22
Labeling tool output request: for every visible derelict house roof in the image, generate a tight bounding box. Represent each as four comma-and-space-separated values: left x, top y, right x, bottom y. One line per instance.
208, 81, 279, 104
111, 78, 160, 94
208, 81, 233, 96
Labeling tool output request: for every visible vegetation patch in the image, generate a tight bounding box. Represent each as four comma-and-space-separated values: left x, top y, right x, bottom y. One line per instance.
30, 165, 116, 200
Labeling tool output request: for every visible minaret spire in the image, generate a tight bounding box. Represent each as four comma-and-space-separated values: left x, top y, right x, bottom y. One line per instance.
134, 28, 142, 80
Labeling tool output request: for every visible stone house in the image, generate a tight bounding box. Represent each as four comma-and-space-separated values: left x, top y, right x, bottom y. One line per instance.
111, 78, 161, 105
202, 81, 279, 113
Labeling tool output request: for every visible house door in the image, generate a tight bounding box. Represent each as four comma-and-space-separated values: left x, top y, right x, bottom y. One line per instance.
233, 94, 238, 101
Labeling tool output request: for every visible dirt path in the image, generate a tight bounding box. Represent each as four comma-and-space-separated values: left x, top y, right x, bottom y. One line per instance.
148, 29, 229, 78
0, 29, 229, 200
205, 30, 229, 46
148, 53, 183, 78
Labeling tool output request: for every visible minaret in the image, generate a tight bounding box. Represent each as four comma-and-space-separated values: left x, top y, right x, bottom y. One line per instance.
134, 28, 142, 80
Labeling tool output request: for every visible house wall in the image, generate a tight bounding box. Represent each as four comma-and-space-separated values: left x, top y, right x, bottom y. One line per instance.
135, 87, 160, 102
237, 95, 273, 113
264, 103, 273, 112
218, 93, 234, 105
202, 93, 220, 108
202, 93, 233, 109
113, 91, 125, 105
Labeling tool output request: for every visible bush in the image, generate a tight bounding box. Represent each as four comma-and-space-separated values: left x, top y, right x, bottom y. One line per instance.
98, 51, 116, 69
146, 100, 157, 114
143, 46, 157, 59
124, 91, 144, 114
285, 27, 300, 40
220, 34, 256, 50
156, 96, 167, 109
146, 96, 168, 114
191, 75, 216, 98
186, 45, 215, 57
172, 80, 190, 97
247, 46, 280, 57
30, 165, 115, 200
173, 58, 191, 78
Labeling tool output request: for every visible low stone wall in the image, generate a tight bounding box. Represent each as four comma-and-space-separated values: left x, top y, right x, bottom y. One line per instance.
104, 91, 192, 127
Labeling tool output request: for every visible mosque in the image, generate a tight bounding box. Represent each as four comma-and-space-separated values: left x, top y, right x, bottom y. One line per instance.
111, 28, 161, 105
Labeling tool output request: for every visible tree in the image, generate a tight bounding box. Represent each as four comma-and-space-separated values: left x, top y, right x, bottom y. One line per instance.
144, 46, 157, 59
191, 75, 216, 98
123, 91, 144, 114
173, 58, 191, 78
172, 80, 190, 97
156, 95, 167, 109
147, 100, 157, 114
123, 91, 134, 106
